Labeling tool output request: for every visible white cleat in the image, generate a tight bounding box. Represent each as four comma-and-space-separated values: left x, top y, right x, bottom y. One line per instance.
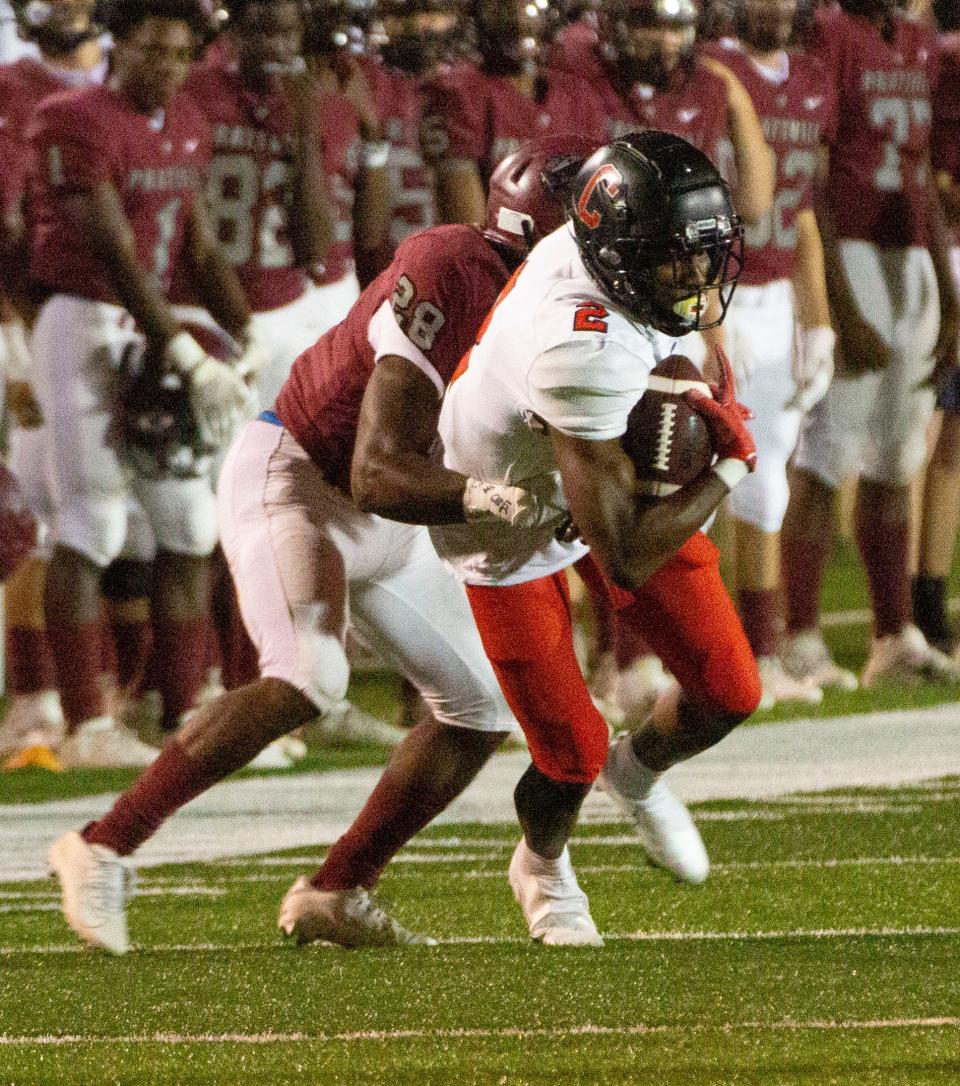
615, 655, 676, 721
0, 691, 66, 758
507, 840, 604, 947
48, 831, 133, 954
862, 624, 960, 688
755, 656, 824, 711
248, 734, 309, 771
308, 701, 408, 748
781, 631, 859, 691
598, 734, 709, 884
58, 716, 158, 769
278, 877, 437, 948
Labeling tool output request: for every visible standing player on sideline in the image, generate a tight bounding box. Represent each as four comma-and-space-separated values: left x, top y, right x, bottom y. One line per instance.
423, 0, 583, 224
430, 133, 761, 945
0, 0, 109, 762
48, 138, 598, 954
781, 0, 960, 688
912, 0, 960, 652
28, 0, 257, 767
704, 0, 836, 707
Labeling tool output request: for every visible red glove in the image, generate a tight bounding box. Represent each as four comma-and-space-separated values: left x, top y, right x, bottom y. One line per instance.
684, 391, 757, 469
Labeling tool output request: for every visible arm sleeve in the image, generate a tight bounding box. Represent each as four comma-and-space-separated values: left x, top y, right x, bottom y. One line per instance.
526, 337, 648, 441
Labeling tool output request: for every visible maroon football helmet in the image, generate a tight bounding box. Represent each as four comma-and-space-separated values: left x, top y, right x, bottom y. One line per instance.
483, 135, 601, 258
0, 464, 38, 582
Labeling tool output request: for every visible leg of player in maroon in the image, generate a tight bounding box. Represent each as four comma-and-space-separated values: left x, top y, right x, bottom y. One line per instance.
44, 545, 108, 729
781, 467, 835, 634
83, 678, 317, 856
312, 721, 505, 890
737, 587, 779, 659
5, 627, 56, 698
854, 478, 912, 638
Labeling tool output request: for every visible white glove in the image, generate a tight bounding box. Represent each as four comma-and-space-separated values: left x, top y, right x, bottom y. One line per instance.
727, 326, 759, 390
165, 332, 254, 447
463, 477, 566, 530
786, 325, 835, 414
233, 329, 272, 385
0, 318, 32, 382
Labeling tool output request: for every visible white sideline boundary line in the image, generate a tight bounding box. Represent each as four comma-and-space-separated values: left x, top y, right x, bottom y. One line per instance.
2, 1015, 960, 1047
2, 924, 959, 956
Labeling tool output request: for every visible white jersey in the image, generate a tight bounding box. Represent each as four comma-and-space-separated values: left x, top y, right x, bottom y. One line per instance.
431, 226, 670, 586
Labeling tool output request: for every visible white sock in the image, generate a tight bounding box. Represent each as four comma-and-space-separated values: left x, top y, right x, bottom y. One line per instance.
606, 733, 659, 800
519, 839, 573, 880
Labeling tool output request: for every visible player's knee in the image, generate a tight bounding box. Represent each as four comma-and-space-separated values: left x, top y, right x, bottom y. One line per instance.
529, 716, 610, 784
701, 649, 762, 721
100, 558, 153, 602
292, 605, 351, 714
153, 493, 219, 557
56, 495, 127, 568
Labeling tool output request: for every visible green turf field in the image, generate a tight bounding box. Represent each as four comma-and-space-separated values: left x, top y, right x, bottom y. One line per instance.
2, 782, 960, 1085
2, 539, 960, 1083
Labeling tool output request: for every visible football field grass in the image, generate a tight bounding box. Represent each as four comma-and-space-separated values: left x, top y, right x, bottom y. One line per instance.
2, 780, 960, 1085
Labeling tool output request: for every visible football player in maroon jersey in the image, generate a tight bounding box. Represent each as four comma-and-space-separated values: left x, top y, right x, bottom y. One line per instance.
782, 0, 960, 687
28, 0, 260, 769
703, 0, 838, 707
912, 0, 960, 652
49, 137, 599, 954
0, 0, 111, 764
422, 0, 586, 224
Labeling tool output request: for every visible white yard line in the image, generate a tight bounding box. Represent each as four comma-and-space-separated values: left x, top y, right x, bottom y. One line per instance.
3, 704, 960, 883
2, 1014, 959, 1047
2, 924, 959, 957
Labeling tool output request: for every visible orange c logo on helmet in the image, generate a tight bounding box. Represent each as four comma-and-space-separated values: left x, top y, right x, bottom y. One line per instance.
577, 164, 623, 230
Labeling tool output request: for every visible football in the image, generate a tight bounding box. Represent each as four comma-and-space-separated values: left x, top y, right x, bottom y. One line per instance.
622, 354, 714, 497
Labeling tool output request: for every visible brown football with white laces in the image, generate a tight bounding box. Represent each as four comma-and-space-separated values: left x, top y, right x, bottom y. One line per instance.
622, 354, 714, 497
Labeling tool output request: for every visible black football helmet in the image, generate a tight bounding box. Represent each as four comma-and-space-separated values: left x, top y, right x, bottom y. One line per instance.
567, 131, 743, 336
13, 0, 101, 54
114, 337, 221, 481
599, 0, 698, 89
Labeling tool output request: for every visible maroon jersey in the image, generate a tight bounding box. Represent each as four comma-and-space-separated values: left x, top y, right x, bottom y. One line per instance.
316, 88, 361, 286
275, 224, 509, 492
182, 59, 309, 312
581, 57, 731, 161
815, 6, 939, 247
364, 58, 434, 251
28, 84, 211, 302
707, 43, 833, 284
422, 63, 583, 183
0, 56, 107, 216
932, 36, 960, 190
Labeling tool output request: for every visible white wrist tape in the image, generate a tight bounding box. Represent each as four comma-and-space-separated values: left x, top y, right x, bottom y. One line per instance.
165, 332, 208, 375
463, 477, 521, 524
0, 321, 32, 382
712, 457, 749, 491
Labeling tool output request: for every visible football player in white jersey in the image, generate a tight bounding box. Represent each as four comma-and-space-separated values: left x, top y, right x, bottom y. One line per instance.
429, 132, 762, 946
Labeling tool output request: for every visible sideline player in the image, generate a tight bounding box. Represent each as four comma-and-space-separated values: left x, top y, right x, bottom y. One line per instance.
28, 0, 257, 767
48, 137, 598, 954
705, 0, 836, 707
781, 0, 960, 687
423, 0, 582, 224
429, 133, 761, 946
912, 0, 960, 651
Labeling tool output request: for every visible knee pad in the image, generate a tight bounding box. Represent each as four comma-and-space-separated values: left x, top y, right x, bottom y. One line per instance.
56, 494, 127, 568
100, 558, 154, 602
291, 602, 351, 714
151, 485, 219, 557
726, 458, 791, 533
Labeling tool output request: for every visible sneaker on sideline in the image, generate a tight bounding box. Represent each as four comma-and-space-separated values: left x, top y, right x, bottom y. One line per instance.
862, 624, 960, 688
0, 691, 65, 758
756, 656, 824, 711
58, 716, 158, 769
781, 630, 859, 691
